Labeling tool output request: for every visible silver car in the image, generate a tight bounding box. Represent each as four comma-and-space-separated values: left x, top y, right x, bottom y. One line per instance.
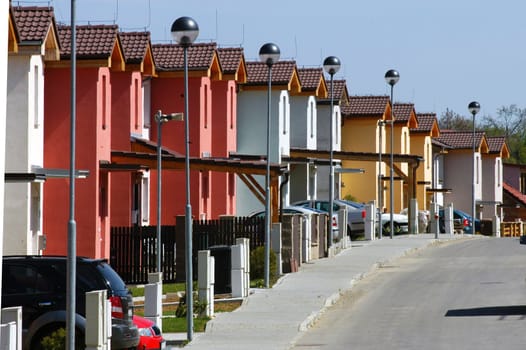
292, 199, 365, 238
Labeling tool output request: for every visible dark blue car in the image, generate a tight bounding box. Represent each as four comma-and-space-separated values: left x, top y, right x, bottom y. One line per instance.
439, 208, 481, 234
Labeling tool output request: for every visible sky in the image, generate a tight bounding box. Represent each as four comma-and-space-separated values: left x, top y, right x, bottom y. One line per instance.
17, 0, 526, 119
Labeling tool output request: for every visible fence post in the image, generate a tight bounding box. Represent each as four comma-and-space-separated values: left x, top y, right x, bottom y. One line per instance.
85, 290, 109, 350
145, 273, 163, 330
1, 306, 21, 350
236, 238, 250, 297
198, 250, 214, 317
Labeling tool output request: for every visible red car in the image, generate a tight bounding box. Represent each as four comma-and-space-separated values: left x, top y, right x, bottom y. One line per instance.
133, 315, 166, 350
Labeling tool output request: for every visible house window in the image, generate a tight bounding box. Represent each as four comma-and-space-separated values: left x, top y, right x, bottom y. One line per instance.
204, 84, 209, 129
141, 174, 150, 224
101, 75, 107, 130
426, 143, 431, 169
99, 173, 108, 218
476, 155, 480, 184
33, 65, 40, 128
134, 78, 139, 129
282, 95, 287, 135
230, 86, 234, 129
142, 78, 151, 128
309, 101, 314, 138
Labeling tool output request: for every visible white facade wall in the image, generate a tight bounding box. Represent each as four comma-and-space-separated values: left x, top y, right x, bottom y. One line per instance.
482, 156, 503, 218
236, 89, 290, 215
5, 54, 44, 254
290, 95, 317, 150
443, 151, 482, 215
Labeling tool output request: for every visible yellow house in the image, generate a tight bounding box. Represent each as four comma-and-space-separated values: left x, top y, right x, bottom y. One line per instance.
392, 103, 418, 211
340, 97, 419, 214
340, 96, 390, 206
411, 113, 440, 211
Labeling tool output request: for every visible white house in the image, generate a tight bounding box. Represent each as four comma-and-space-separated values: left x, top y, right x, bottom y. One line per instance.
288, 67, 327, 202
236, 60, 300, 215
4, 6, 59, 254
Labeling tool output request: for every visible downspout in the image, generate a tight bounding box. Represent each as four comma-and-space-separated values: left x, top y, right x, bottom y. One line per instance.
279, 171, 290, 222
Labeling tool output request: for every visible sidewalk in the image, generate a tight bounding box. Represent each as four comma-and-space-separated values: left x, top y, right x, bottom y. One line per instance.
165, 234, 475, 349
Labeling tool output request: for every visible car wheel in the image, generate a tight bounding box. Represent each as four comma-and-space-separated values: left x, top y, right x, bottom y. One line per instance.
347, 225, 352, 237
383, 222, 402, 235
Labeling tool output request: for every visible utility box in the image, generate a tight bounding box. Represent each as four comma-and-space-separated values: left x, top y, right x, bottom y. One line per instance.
209, 245, 231, 294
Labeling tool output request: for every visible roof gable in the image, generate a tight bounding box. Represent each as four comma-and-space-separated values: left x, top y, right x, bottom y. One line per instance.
341, 95, 389, 118
486, 136, 510, 158
412, 113, 440, 137
297, 67, 327, 98
217, 47, 247, 83
242, 60, 301, 94
55, 24, 125, 71
435, 130, 489, 153
152, 42, 221, 80
119, 31, 155, 75
12, 6, 60, 61
393, 103, 418, 128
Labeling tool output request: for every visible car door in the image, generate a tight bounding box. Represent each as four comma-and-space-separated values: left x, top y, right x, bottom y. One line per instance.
2, 261, 64, 330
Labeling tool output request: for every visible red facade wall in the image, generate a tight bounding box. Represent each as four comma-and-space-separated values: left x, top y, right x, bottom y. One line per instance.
43, 67, 112, 259
150, 76, 212, 224
110, 71, 144, 226
211, 79, 237, 217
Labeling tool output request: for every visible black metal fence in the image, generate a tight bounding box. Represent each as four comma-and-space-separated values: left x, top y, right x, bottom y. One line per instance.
110, 225, 176, 285
110, 216, 265, 285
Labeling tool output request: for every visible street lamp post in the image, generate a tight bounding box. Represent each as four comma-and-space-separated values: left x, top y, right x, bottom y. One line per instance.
384, 69, 400, 239
468, 101, 480, 235
377, 119, 385, 239
171, 16, 199, 342
259, 43, 280, 288
323, 56, 341, 248
155, 111, 183, 273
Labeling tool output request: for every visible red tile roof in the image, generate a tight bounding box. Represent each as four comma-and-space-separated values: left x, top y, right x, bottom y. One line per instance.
393, 103, 414, 124
245, 60, 297, 85
412, 113, 437, 132
503, 182, 526, 206
152, 42, 217, 71
486, 136, 507, 154
217, 47, 244, 74
119, 31, 150, 64
341, 95, 389, 117
297, 67, 323, 91
329, 79, 348, 102
12, 6, 57, 44
435, 130, 485, 149
58, 24, 119, 59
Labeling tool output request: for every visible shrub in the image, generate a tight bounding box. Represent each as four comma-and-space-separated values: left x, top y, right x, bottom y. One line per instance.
250, 246, 277, 281
41, 328, 66, 350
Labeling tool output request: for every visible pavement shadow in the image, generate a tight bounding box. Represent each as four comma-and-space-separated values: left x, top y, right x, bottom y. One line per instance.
445, 305, 526, 317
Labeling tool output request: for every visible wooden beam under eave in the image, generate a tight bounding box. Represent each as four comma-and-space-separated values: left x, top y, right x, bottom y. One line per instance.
143, 44, 156, 76
8, 15, 18, 53
110, 40, 126, 72
43, 24, 60, 61
288, 68, 302, 95
209, 52, 222, 81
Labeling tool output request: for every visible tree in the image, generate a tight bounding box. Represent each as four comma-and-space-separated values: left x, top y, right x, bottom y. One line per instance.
478, 105, 526, 164
438, 108, 472, 130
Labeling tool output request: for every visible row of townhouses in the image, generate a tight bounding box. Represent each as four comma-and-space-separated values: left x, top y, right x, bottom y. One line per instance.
3, 5, 520, 261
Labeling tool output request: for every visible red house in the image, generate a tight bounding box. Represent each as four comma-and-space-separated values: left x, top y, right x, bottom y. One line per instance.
44, 24, 125, 258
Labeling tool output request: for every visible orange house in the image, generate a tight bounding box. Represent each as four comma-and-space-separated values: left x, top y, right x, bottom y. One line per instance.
44, 24, 125, 259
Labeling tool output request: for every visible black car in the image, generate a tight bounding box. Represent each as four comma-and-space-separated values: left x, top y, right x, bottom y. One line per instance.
2, 255, 139, 350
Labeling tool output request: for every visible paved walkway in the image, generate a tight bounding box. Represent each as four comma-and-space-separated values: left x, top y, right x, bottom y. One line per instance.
164, 234, 477, 349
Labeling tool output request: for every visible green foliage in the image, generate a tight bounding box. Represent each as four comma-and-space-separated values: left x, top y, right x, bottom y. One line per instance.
343, 194, 359, 202
162, 316, 209, 333
175, 293, 207, 317
41, 328, 66, 350
250, 246, 277, 283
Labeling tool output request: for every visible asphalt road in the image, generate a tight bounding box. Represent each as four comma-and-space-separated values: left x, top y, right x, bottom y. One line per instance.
291, 237, 526, 350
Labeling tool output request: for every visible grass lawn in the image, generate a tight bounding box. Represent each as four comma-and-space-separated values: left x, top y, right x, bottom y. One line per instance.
131, 282, 243, 333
